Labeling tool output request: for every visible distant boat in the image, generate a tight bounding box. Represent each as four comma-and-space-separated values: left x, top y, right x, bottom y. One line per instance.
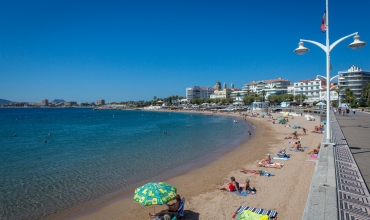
205, 113, 213, 116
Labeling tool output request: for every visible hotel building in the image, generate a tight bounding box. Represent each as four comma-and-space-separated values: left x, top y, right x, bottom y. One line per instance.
186, 86, 215, 100
338, 65, 370, 100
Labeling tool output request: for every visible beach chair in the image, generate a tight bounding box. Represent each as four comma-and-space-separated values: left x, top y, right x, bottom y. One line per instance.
155, 197, 185, 220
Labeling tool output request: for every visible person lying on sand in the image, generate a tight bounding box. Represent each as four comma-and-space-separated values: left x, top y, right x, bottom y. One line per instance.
307, 143, 321, 155
284, 136, 292, 140
240, 169, 261, 175
258, 162, 284, 169
149, 195, 181, 218
217, 176, 238, 192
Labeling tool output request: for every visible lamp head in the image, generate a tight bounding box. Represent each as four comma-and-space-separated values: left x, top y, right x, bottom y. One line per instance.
348, 35, 366, 50
294, 41, 309, 55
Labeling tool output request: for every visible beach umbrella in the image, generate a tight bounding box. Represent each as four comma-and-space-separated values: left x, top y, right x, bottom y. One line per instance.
133, 182, 177, 206
279, 119, 285, 123
283, 113, 289, 116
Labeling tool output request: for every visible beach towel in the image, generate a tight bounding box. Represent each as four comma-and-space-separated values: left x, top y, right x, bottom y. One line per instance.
236, 210, 269, 220
230, 189, 249, 197
260, 170, 274, 177
273, 157, 288, 161
233, 206, 277, 219
258, 162, 283, 169
310, 154, 318, 158
289, 148, 299, 152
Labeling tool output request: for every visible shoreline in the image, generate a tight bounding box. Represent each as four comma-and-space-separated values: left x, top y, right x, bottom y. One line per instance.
67, 111, 322, 219
57, 110, 253, 220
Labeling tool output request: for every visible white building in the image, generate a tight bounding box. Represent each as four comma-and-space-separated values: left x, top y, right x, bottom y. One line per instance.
293, 78, 324, 103
186, 86, 215, 100
210, 89, 232, 99
338, 65, 370, 100
320, 84, 338, 103
242, 78, 290, 98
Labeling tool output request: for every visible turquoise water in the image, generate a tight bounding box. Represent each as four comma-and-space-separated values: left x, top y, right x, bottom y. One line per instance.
0, 108, 251, 219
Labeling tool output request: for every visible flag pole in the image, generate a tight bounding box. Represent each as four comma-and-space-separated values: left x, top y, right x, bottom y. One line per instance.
325, 0, 331, 143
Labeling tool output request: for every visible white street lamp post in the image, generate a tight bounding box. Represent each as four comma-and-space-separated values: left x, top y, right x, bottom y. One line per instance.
294, 0, 366, 144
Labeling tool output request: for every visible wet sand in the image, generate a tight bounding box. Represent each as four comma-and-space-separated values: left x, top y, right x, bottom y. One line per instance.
67, 111, 323, 220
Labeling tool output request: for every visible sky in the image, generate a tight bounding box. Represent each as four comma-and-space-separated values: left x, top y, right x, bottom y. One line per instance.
1, 0, 369, 103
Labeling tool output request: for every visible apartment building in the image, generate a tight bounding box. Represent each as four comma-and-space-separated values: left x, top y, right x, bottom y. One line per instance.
97, 99, 105, 105
293, 78, 324, 102
41, 99, 49, 106
242, 78, 291, 97
338, 65, 370, 100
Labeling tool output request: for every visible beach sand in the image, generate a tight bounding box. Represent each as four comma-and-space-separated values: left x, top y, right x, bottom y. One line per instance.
69, 111, 323, 220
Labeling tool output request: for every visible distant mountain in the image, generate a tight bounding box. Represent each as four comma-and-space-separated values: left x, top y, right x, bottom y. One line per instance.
52, 99, 66, 103
0, 99, 12, 104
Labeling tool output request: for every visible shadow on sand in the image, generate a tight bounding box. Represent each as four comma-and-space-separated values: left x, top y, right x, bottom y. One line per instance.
183, 210, 200, 219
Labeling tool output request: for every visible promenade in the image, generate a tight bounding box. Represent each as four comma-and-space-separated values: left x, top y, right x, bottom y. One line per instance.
335, 110, 370, 189
303, 110, 370, 220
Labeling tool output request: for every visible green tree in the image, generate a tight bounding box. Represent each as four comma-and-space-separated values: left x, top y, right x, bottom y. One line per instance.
362, 83, 370, 104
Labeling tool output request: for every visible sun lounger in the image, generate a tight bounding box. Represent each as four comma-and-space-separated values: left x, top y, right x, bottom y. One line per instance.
232, 205, 278, 219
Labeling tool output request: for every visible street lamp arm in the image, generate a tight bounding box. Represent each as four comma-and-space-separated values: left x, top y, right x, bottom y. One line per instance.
316, 75, 327, 79
329, 32, 358, 52
330, 75, 338, 81
300, 39, 326, 52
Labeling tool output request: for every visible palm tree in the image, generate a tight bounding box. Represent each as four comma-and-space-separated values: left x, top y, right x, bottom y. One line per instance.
344, 88, 355, 106
261, 90, 266, 102
335, 85, 342, 105
362, 83, 370, 104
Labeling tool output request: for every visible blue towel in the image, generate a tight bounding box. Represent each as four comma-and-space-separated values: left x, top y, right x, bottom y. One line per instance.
231, 189, 248, 196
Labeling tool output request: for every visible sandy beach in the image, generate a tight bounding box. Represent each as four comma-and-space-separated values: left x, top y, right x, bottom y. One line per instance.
69, 111, 323, 220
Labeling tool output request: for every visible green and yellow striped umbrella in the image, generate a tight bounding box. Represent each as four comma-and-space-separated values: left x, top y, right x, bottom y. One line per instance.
133, 182, 177, 206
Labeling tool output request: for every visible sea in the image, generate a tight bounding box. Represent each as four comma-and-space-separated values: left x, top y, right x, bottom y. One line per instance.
0, 108, 252, 220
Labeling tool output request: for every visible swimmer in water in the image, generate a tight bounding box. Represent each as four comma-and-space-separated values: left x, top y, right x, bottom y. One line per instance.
48, 133, 51, 136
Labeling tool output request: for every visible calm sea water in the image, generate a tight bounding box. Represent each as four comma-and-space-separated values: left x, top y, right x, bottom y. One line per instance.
0, 108, 251, 219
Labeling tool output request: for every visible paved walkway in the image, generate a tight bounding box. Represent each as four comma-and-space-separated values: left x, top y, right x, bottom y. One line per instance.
335, 111, 370, 190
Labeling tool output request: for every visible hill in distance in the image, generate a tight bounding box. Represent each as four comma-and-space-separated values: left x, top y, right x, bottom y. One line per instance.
52, 99, 66, 103
0, 99, 12, 104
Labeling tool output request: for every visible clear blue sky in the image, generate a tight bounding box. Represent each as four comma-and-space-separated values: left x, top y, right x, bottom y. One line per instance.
1, 0, 369, 103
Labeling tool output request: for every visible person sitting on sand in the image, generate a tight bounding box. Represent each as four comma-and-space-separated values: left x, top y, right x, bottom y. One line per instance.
217, 176, 238, 192
260, 153, 271, 165
149, 195, 181, 218
238, 178, 250, 191
293, 142, 299, 150
308, 143, 321, 154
